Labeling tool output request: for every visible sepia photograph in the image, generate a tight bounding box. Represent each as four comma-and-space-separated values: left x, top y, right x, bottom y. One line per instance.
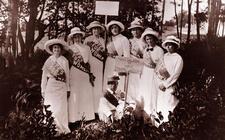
0, 0, 225, 139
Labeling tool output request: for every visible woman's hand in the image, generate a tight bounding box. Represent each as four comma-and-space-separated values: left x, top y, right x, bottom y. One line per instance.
159, 84, 166, 91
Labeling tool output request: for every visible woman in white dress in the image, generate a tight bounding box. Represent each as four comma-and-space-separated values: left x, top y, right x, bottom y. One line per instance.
41, 39, 70, 134
84, 21, 105, 114
68, 27, 95, 122
155, 35, 183, 123
139, 28, 164, 118
103, 20, 130, 92
127, 18, 145, 101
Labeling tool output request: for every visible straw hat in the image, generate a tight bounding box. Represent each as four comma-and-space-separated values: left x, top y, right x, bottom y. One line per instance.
87, 21, 105, 32
128, 19, 144, 30
44, 39, 69, 54
107, 75, 120, 85
68, 27, 85, 38
141, 28, 159, 41
162, 35, 180, 49
106, 20, 125, 32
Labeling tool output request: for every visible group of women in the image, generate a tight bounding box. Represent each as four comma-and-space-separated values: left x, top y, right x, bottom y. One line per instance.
41, 19, 183, 134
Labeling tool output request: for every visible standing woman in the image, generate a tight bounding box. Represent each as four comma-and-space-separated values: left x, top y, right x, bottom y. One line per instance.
127, 19, 145, 100
41, 39, 70, 134
103, 20, 130, 91
68, 27, 95, 123
84, 21, 105, 114
155, 35, 183, 123
139, 28, 164, 117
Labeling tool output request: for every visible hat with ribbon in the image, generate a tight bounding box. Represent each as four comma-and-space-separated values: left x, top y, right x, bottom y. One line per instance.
68, 27, 85, 38
162, 35, 180, 49
106, 20, 125, 32
87, 21, 105, 32
44, 39, 69, 54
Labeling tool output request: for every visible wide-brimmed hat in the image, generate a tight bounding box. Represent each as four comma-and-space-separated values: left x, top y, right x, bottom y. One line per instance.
87, 21, 105, 32
141, 28, 159, 41
68, 27, 85, 38
106, 20, 125, 32
128, 19, 144, 30
107, 75, 120, 85
162, 35, 180, 49
44, 39, 69, 54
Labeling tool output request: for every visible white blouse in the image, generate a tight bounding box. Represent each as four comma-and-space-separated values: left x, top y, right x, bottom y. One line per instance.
111, 34, 130, 57
41, 55, 70, 93
162, 52, 183, 88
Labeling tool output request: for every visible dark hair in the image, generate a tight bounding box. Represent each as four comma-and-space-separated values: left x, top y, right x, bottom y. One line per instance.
49, 43, 64, 52
145, 34, 158, 42
166, 42, 179, 49
109, 24, 121, 34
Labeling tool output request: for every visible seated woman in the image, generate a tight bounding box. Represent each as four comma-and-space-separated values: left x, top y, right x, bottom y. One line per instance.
155, 35, 183, 124
98, 75, 135, 123
41, 39, 70, 134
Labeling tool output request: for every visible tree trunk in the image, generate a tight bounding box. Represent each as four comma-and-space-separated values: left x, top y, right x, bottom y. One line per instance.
180, 0, 184, 43
223, 19, 225, 36
25, 0, 39, 58
160, 0, 166, 36
187, 0, 193, 44
11, 0, 18, 57
173, 0, 179, 38
18, 27, 25, 55
196, 0, 200, 41
64, 2, 69, 41
208, 0, 221, 38
4, 0, 12, 67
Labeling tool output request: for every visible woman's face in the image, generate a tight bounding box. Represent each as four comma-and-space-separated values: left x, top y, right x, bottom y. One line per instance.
145, 35, 156, 47
110, 25, 120, 36
165, 42, 177, 53
131, 28, 142, 38
109, 81, 118, 91
92, 27, 101, 36
73, 34, 82, 43
52, 44, 62, 56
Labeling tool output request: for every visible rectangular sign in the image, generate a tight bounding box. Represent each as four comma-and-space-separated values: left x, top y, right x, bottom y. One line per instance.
95, 1, 119, 16
115, 56, 144, 73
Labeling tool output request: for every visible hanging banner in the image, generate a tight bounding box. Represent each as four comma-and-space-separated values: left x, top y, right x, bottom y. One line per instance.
95, 1, 119, 16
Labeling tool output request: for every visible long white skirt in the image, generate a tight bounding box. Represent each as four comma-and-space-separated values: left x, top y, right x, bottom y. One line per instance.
103, 57, 125, 91
90, 57, 104, 113
44, 78, 70, 134
139, 66, 158, 116
156, 80, 179, 122
68, 66, 95, 122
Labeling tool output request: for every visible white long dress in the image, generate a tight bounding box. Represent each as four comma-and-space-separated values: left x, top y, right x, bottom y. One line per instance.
68, 43, 95, 122
139, 46, 164, 116
156, 52, 183, 123
103, 34, 130, 92
128, 38, 145, 100
41, 55, 70, 134
84, 35, 105, 113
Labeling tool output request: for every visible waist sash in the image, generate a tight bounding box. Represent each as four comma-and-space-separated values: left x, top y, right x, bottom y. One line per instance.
43, 58, 66, 83
86, 41, 105, 62
70, 50, 95, 86
71, 52, 91, 74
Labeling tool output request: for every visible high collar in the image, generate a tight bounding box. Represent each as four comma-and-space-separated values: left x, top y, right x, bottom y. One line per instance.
107, 88, 115, 94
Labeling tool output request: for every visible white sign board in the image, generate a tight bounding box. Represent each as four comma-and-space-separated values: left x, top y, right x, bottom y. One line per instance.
115, 56, 144, 73
95, 1, 119, 16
